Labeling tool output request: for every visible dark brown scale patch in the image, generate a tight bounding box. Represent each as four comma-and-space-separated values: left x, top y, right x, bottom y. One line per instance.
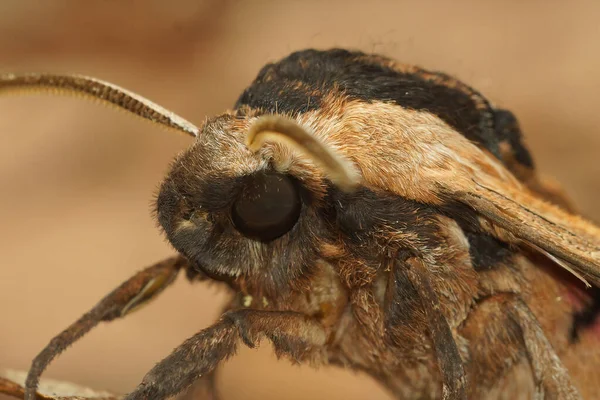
464, 232, 513, 271
236, 48, 534, 166
440, 202, 515, 271
494, 109, 534, 167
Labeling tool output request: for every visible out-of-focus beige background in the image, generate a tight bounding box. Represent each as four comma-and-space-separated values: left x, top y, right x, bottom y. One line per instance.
1, 1, 599, 399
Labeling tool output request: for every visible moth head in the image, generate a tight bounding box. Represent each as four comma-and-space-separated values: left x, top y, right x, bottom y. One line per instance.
156, 114, 360, 288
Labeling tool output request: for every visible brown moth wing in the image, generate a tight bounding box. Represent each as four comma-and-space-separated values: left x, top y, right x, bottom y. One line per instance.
434, 125, 600, 287
451, 174, 600, 288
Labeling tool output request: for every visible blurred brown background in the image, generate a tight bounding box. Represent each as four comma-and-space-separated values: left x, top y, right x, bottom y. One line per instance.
1, 1, 599, 399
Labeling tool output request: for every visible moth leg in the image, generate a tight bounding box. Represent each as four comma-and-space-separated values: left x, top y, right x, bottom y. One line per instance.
24, 255, 188, 400
461, 293, 581, 400
177, 299, 238, 400
402, 257, 468, 400
124, 309, 327, 400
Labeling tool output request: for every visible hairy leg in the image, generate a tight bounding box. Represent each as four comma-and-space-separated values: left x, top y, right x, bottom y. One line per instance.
177, 299, 245, 400
125, 309, 328, 400
461, 293, 581, 400
403, 257, 467, 400
24, 255, 188, 400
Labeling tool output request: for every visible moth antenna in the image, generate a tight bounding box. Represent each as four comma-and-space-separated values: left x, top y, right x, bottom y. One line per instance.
247, 115, 360, 191
0, 73, 199, 137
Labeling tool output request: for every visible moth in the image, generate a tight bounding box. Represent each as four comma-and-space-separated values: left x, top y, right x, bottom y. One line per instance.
1, 48, 600, 400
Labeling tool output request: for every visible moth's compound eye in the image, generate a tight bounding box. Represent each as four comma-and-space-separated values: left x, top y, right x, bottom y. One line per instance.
232, 173, 301, 242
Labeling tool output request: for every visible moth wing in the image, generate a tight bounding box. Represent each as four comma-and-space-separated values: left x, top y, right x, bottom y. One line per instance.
450, 172, 600, 287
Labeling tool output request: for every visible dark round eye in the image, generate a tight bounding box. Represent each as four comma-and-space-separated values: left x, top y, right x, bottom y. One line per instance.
232, 173, 302, 242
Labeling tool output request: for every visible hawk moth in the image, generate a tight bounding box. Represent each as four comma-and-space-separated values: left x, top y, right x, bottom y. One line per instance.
1, 48, 599, 400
